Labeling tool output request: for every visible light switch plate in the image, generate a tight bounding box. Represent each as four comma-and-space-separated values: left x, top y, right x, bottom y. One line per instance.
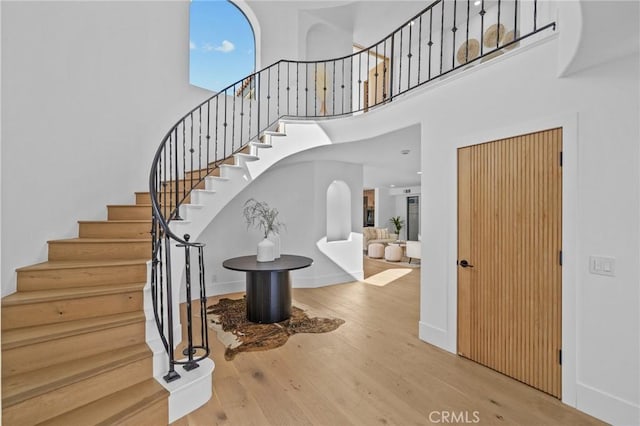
589, 256, 615, 277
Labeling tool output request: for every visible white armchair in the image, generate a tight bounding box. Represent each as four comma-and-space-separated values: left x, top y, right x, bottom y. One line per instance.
405, 240, 421, 264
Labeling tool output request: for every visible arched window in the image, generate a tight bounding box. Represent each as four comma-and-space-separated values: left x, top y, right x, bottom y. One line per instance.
327, 180, 351, 242
189, 0, 256, 92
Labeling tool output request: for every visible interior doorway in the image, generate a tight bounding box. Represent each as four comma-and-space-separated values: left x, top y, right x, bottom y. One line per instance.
457, 128, 563, 398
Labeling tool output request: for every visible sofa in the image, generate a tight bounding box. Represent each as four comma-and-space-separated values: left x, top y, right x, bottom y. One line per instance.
363, 227, 398, 251
405, 240, 421, 263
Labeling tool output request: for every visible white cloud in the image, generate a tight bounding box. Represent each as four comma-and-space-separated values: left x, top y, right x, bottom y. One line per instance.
202, 43, 215, 52
214, 40, 235, 53
190, 41, 196, 50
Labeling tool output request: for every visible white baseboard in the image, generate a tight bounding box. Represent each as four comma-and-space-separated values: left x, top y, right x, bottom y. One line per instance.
419, 321, 454, 353
576, 382, 640, 425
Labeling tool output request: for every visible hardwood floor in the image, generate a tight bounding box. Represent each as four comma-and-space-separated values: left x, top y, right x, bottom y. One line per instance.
173, 257, 602, 425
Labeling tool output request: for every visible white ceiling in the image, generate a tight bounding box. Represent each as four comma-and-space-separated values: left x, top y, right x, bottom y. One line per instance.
275, 123, 421, 189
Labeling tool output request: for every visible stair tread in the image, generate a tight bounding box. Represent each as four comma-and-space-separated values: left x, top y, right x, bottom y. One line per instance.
2, 282, 145, 306
107, 204, 152, 207
48, 238, 150, 244
263, 130, 286, 136
38, 378, 167, 426
2, 311, 145, 350
16, 259, 148, 272
2, 343, 151, 407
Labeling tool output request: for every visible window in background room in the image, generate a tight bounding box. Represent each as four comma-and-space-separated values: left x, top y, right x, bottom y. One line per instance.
190, 0, 255, 92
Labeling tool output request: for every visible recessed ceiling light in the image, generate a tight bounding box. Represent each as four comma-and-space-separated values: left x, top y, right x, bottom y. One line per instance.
417, 171, 423, 175
401, 149, 410, 155
390, 184, 396, 188
474, 0, 481, 6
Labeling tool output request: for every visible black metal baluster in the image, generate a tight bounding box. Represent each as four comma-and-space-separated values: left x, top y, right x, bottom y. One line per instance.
239, 83, 244, 149
497, 0, 502, 48
162, 235, 180, 382
182, 121, 186, 205
198, 107, 202, 180
349, 56, 353, 111
398, 27, 404, 93
366, 46, 371, 106
215, 96, 219, 165
358, 53, 362, 110
304, 62, 309, 115
465, 0, 470, 64
296, 63, 300, 116
374, 44, 379, 106
223, 89, 228, 159
534, 0, 537, 31
277, 62, 280, 119
248, 78, 253, 141
428, 8, 433, 80
206, 101, 211, 174
189, 112, 194, 190
341, 58, 345, 114
158, 231, 164, 333
287, 62, 290, 116
452, 0, 457, 69
267, 67, 271, 126
480, 0, 485, 56
514, 0, 518, 43
256, 72, 261, 135
198, 246, 209, 354
389, 34, 395, 101
232, 84, 237, 153
383, 39, 388, 101
440, 1, 445, 75
418, 15, 423, 84
173, 128, 181, 219
332, 61, 335, 115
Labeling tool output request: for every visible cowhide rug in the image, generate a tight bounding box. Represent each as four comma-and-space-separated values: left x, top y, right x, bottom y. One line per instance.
206, 297, 345, 360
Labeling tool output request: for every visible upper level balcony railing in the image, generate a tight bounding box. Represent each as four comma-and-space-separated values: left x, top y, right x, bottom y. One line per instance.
149, 0, 556, 382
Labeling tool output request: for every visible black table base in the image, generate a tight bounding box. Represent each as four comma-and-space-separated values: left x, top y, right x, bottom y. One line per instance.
222, 255, 313, 324
246, 270, 291, 323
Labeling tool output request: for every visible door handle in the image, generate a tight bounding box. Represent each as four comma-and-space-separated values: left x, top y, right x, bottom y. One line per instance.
459, 259, 474, 268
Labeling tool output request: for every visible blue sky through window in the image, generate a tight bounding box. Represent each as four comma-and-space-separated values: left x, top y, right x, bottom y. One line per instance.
190, 0, 255, 92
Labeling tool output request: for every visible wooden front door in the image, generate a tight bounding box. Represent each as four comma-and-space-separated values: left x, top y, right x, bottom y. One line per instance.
457, 128, 563, 398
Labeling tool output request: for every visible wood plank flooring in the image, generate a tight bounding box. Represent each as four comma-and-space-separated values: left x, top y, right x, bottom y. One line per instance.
173, 258, 602, 426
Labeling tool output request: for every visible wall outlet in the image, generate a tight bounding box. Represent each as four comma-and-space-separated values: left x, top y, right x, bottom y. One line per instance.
589, 256, 615, 277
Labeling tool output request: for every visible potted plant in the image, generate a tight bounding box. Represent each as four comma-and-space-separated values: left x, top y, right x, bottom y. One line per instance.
389, 216, 404, 238
243, 199, 284, 261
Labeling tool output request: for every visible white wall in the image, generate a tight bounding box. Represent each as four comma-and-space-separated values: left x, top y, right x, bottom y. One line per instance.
1, 0, 211, 296
197, 160, 363, 296
373, 187, 394, 231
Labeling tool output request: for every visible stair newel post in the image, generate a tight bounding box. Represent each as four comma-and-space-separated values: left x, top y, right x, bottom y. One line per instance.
181, 234, 199, 371
162, 235, 181, 382
197, 245, 209, 355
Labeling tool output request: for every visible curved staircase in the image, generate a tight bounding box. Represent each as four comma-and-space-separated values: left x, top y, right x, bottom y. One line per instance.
0, 120, 329, 424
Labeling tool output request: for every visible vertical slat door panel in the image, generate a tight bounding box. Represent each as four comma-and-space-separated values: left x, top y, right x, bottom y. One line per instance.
457, 128, 562, 398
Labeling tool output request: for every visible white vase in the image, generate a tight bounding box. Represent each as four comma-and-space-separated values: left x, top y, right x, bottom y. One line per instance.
256, 238, 275, 262
267, 232, 281, 259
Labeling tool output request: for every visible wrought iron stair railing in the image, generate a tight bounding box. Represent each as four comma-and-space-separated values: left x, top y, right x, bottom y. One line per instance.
149, 0, 556, 382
